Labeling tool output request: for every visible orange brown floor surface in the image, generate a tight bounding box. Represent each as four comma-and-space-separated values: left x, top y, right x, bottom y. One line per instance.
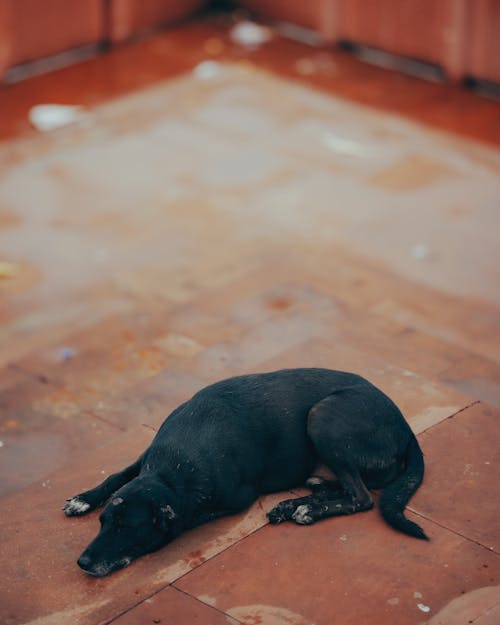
1, 13, 499, 625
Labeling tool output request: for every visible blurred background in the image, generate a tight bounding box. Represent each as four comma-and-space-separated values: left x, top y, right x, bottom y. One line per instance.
0, 3, 499, 625
1, 1, 500, 87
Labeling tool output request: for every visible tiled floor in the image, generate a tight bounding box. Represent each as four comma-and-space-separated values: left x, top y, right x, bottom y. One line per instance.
0, 13, 499, 625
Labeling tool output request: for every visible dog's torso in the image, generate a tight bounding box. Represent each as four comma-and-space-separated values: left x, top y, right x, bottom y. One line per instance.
142, 368, 404, 523
66, 368, 426, 576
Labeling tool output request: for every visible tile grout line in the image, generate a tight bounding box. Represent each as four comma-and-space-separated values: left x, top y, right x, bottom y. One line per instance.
412, 399, 496, 555
101, 517, 272, 625
101, 500, 498, 625
173, 585, 245, 625
407, 507, 499, 556
416, 399, 481, 435
83, 409, 127, 433
171, 517, 271, 586
6, 361, 58, 386
100, 587, 175, 625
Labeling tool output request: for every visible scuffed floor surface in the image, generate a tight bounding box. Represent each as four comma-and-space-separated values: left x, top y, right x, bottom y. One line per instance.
1, 29, 499, 625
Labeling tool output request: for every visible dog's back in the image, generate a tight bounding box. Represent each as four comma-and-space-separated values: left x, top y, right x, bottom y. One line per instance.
67, 367, 427, 577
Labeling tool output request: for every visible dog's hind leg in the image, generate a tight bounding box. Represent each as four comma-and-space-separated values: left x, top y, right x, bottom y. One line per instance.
305, 475, 342, 494
273, 392, 378, 526
268, 491, 331, 524
289, 467, 373, 526
63, 456, 143, 516
268, 476, 344, 525
267, 468, 372, 526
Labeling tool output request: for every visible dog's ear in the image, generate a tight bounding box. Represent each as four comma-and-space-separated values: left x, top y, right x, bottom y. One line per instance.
156, 504, 178, 534
160, 505, 176, 520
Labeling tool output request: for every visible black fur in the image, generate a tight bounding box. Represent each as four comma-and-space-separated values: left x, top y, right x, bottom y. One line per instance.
64, 368, 427, 576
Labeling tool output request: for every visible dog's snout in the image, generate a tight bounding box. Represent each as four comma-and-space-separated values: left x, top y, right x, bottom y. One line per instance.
77, 554, 92, 571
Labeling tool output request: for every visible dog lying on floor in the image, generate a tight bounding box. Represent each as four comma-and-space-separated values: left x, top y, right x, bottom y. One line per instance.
64, 368, 427, 576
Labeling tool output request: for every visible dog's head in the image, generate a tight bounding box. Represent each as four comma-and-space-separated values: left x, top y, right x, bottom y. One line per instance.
77, 476, 179, 577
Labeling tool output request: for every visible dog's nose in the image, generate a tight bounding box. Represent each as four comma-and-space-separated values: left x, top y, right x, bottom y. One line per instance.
77, 554, 92, 571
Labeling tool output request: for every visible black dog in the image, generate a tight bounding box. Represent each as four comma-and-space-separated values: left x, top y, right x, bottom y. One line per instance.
64, 368, 427, 576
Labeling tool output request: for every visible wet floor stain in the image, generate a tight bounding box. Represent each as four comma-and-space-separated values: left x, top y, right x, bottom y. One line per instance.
0, 261, 41, 295
445, 376, 500, 410
0, 211, 21, 229
183, 549, 207, 569
410, 405, 461, 434
227, 604, 309, 625
368, 154, 457, 190
21, 598, 110, 625
0, 62, 499, 625
267, 296, 293, 311
32, 388, 80, 419
197, 594, 218, 607
154, 333, 203, 358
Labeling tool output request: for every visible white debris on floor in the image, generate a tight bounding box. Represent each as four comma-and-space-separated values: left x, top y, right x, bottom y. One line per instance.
322, 132, 378, 158
230, 21, 272, 49
411, 244, 430, 260
192, 60, 224, 81
28, 104, 85, 131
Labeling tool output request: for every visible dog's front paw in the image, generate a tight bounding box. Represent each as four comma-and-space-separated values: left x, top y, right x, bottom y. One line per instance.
63, 496, 91, 516
292, 504, 314, 525
267, 508, 286, 524
267, 499, 299, 525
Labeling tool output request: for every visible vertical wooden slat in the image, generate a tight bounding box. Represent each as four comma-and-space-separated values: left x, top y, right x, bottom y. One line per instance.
1, 0, 104, 71
107, 0, 207, 44
466, 0, 500, 82
441, 0, 468, 80
0, 1, 14, 78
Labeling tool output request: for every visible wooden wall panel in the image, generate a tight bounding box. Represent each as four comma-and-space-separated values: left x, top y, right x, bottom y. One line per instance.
465, 0, 500, 82
108, 0, 207, 43
237, 0, 341, 41
1, 0, 104, 67
338, 0, 468, 78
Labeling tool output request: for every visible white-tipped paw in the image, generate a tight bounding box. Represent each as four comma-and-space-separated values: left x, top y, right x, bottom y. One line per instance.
63, 497, 91, 516
306, 476, 325, 488
292, 504, 314, 525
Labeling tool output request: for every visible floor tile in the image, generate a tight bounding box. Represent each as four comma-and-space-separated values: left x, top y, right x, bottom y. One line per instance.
295, 249, 500, 365
110, 587, 238, 625
1, 15, 499, 625
439, 356, 500, 409
0, 429, 286, 625
411, 402, 500, 552
0, 378, 119, 497
175, 511, 499, 625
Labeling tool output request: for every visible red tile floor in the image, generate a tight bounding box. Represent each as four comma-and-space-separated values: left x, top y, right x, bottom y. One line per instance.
0, 12, 499, 625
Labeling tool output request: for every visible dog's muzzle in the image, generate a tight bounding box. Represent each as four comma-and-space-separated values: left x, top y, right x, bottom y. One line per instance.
77, 554, 131, 577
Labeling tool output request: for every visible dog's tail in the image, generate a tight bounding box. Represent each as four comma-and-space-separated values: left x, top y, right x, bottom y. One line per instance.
379, 435, 428, 540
